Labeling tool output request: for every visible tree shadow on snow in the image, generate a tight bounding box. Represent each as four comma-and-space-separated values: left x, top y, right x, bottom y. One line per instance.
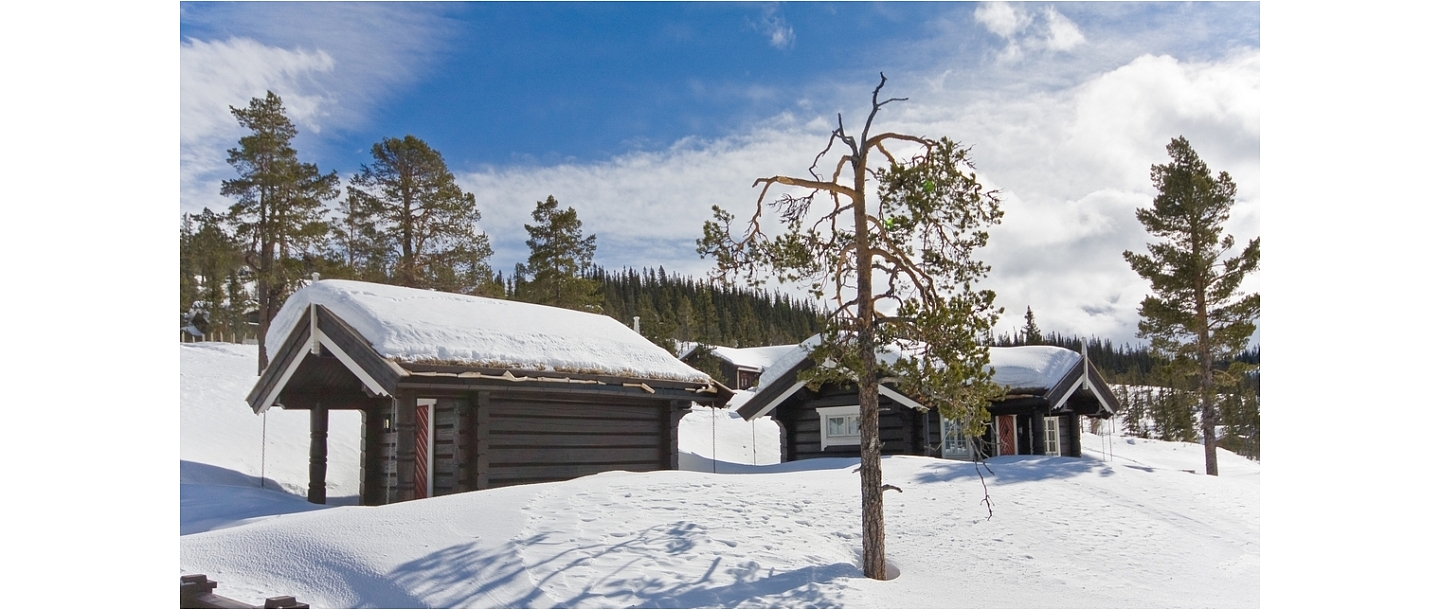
913, 455, 1115, 486
388, 522, 851, 608
388, 539, 554, 608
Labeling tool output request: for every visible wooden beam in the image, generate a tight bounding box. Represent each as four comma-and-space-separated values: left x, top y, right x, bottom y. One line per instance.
359, 404, 386, 506
393, 391, 416, 503
665, 401, 689, 470
474, 391, 490, 491
307, 406, 328, 505
1030, 410, 1045, 456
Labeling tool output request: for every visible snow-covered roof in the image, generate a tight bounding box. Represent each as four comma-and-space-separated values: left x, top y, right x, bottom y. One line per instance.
987, 345, 1082, 391
266, 280, 713, 383
705, 345, 799, 370
752, 338, 1081, 394
753, 337, 821, 392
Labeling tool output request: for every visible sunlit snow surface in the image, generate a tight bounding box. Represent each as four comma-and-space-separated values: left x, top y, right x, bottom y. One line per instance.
180, 343, 1259, 608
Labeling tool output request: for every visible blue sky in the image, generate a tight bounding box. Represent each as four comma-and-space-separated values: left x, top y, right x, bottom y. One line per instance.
179, 2, 1262, 345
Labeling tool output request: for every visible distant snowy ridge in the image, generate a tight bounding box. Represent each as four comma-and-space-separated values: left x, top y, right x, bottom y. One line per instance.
267, 280, 713, 383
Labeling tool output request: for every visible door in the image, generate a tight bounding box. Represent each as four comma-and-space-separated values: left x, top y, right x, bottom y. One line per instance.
415, 399, 437, 499
996, 415, 1018, 456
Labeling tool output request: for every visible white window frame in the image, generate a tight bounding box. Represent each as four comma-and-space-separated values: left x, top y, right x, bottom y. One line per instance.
940, 417, 973, 460
817, 405, 862, 450
1043, 415, 1061, 456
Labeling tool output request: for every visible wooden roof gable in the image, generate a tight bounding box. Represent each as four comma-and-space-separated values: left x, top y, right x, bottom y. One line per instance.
736, 346, 1119, 421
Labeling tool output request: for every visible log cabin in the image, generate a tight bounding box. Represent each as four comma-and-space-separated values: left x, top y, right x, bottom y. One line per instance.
735, 342, 1117, 462
678, 344, 797, 390
246, 280, 731, 505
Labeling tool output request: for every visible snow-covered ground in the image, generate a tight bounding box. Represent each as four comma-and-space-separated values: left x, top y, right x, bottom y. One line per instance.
180, 343, 1259, 608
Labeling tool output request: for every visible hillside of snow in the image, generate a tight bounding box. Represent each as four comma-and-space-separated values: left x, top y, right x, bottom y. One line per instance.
179, 343, 1259, 608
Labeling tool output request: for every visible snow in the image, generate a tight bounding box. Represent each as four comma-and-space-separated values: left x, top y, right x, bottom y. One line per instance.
987, 345, 1082, 390
679, 391, 783, 472
753, 340, 1083, 395
181, 343, 1259, 608
697, 344, 799, 370
266, 280, 712, 383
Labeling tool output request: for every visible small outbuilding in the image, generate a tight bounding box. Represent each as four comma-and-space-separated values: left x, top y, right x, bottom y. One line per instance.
678, 344, 798, 390
736, 342, 1117, 462
246, 280, 731, 505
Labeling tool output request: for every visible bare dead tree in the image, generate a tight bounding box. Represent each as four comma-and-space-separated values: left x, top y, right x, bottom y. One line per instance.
699, 74, 1005, 580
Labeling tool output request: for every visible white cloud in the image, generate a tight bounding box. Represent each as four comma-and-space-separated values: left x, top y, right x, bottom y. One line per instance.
179, 38, 337, 214
456, 50, 1261, 346
752, 5, 795, 49
178, 3, 456, 216
975, 2, 1031, 39
1043, 7, 1086, 52
974, 3, 1085, 61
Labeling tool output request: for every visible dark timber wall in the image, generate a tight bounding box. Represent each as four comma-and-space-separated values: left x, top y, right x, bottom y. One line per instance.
777, 386, 931, 461
488, 395, 676, 488
366, 389, 688, 504
765, 387, 1104, 463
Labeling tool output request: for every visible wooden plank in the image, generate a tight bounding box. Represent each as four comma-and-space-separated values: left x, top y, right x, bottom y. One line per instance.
246, 309, 312, 410
307, 407, 328, 505
359, 407, 385, 506
474, 391, 490, 491
491, 446, 664, 465
489, 401, 665, 420
489, 416, 662, 435
491, 462, 662, 482
488, 433, 660, 448
666, 401, 687, 470
449, 396, 473, 494
393, 391, 416, 502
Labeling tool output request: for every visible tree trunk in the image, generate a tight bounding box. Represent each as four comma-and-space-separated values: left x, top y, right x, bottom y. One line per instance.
853, 147, 887, 581
1194, 230, 1218, 476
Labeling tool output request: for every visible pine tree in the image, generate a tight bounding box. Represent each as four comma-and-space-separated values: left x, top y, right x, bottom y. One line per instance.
1124, 136, 1260, 475
185, 209, 245, 336
700, 75, 1004, 580
1022, 306, 1042, 345
221, 91, 338, 371
327, 189, 389, 282
517, 195, 601, 310
179, 215, 200, 317
346, 135, 497, 295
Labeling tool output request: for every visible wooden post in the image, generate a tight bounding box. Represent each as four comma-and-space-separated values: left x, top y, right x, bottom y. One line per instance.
473, 391, 490, 491
1068, 413, 1081, 457
394, 391, 416, 502
359, 402, 386, 506
1031, 410, 1046, 456
666, 401, 689, 470
307, 406, 329, 504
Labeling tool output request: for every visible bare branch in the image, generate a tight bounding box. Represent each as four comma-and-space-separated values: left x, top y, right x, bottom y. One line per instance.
864, 132, 931, 151
752, 175, 858, 201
